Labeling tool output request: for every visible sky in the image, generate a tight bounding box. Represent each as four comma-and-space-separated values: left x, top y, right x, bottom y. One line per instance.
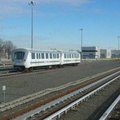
0, 0, 120, 50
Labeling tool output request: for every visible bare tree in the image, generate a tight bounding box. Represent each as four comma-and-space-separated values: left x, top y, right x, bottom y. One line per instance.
0, 38, 5, 59
4, 41, 16, 59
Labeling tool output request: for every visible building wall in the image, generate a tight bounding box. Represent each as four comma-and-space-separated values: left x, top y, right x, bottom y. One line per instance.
82, 46, 100, 59
100, 49, 111, 58
82, 46, 119, 59
111, 50, 120, 58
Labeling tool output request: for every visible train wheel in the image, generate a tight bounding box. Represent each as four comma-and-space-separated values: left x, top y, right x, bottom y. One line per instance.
18, 67, 25, 72
24, 68, 33, 72
29, 67, 33, 72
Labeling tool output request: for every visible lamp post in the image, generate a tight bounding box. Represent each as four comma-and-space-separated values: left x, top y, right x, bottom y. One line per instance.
80, 28, 83, 61
118, 36, 120, 58
28, 1, 36, 49
118, 36, 120, 50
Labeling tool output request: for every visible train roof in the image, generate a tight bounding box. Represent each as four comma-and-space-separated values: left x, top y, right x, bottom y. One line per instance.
12, 48, 80, 54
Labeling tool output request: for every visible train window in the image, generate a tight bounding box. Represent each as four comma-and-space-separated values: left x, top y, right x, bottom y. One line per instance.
41, 53, 44, 59
46, 53, 48, 59
50, 53, 52, 59
31, 53, 35, 59
39, 53, 41, 59
69, 54, 70, 58
53, 54, 54, 58
14, 52, 25, 59
64, 54, 66, 58
57, 54, 59, 58
37, 53, 39, 59
53, 54, 55, 58
67, 54, 69, 58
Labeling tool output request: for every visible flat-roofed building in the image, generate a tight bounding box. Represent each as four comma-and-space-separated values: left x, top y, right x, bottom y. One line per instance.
82, 46, 120, 59
82, 46, 100, 59
111, 50, 120, 58
100, 49, 111, 58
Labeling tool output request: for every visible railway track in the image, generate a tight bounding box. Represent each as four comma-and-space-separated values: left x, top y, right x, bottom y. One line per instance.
19, 72, 120, 120
0, 67, 119, 120
0, 60, 116, 78
0, 63, 88, 78
0, 64, 78, 78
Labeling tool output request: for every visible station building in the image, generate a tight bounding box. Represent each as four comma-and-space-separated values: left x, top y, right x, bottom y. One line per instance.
82, 46, 100, 59
111, 50, 120, 58
82, 46, 120, 59
100, 49, 111, 58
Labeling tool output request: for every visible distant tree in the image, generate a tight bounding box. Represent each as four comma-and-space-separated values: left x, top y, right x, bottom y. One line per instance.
0, 38, 5, 58
4, 41, 16, 59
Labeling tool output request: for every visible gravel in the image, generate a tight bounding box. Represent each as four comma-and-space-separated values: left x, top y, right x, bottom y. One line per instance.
58, 78, 120, 120
58, 79, 120, 120
0, 60, 119, 103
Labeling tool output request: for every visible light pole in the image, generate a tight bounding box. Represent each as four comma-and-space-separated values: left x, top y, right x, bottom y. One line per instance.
118, 36, 120, 50
80, 28, 83, 61
28, 1, 36, 49
118, 36, 120, 58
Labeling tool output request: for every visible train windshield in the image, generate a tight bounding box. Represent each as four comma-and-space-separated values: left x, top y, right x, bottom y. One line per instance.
14, 52, 25, 60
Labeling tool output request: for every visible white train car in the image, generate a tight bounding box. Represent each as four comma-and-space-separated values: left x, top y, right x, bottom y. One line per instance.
11, 48, 81, 71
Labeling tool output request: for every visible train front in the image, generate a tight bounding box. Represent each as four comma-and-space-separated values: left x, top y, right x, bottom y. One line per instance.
11, 48, 28, 71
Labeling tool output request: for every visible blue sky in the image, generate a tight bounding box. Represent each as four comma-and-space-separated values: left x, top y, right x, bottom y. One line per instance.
0, 0, 120, 50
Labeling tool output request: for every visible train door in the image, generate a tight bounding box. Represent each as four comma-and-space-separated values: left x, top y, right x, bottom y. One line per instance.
36, 53, 39, 65
60, 52, 63, 65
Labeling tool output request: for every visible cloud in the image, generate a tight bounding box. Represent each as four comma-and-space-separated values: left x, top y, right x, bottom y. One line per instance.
0, 0, 30, 17
40, 0, 91, 6
0, 0, 93, 19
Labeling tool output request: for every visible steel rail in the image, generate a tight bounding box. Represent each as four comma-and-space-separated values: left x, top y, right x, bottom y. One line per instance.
0, 68, 119, 112
14, 72, 120, 120
99, 95, 120, 120
0, 68, 119, 120
43, 75, 120, 120
0, 70, 119, 120
0, 60, 111, 77
0, 64, 73, 78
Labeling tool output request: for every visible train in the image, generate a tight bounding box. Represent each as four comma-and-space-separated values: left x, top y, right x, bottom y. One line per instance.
11, 48, 81, 71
